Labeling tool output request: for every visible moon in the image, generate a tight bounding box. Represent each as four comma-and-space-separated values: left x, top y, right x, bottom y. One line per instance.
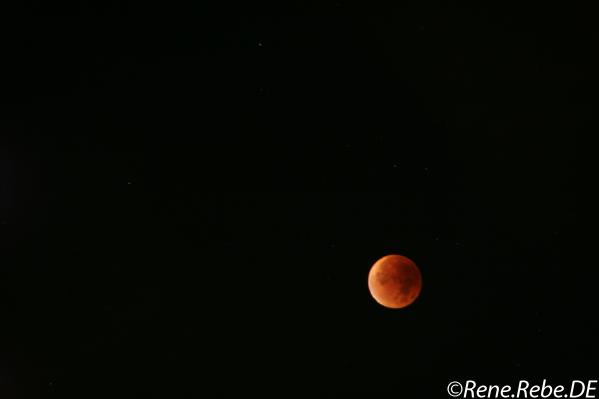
368, 254, 422, 309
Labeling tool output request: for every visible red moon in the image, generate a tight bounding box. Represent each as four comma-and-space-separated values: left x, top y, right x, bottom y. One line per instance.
368, 254, 422, 309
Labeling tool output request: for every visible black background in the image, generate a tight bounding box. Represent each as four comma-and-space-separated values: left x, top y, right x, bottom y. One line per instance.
1, 2, 588, 397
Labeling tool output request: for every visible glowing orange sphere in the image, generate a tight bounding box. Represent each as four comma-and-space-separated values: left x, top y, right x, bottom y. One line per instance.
368, 254, 422, 309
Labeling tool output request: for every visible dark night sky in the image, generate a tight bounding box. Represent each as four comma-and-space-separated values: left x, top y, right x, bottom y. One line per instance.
1, 2, 589, 398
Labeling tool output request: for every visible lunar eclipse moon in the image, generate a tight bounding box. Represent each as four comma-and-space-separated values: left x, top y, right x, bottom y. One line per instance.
368, 254, 422, 309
